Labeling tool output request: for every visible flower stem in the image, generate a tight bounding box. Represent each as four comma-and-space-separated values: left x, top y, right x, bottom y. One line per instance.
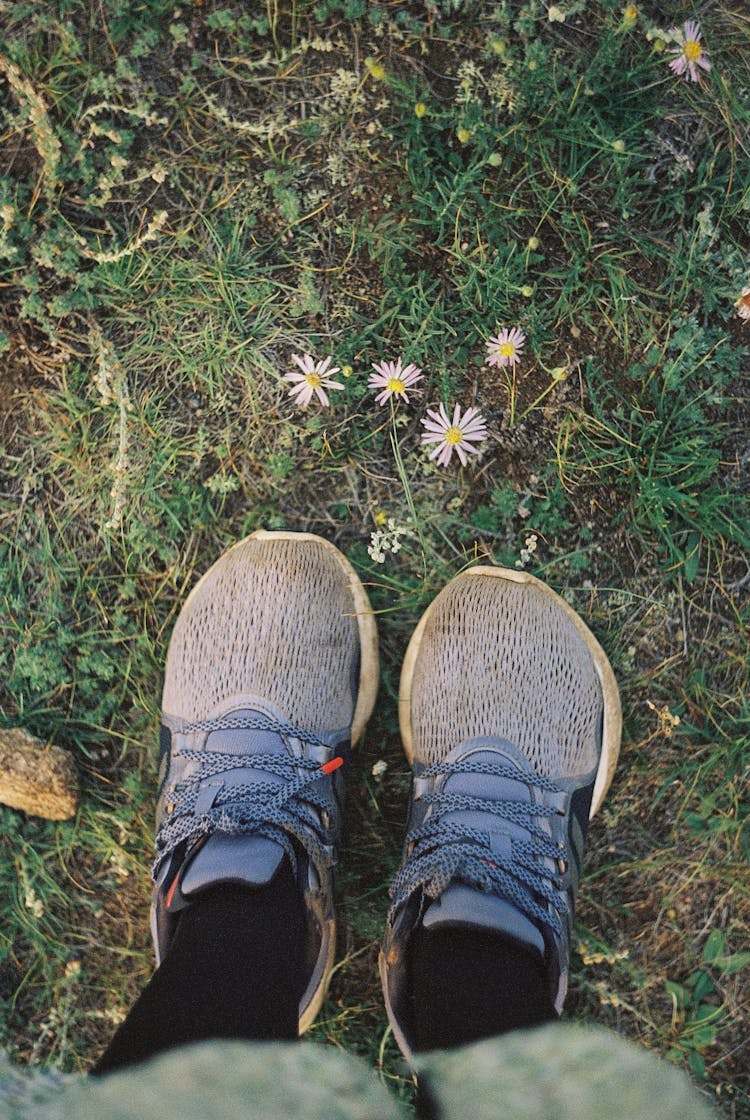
389, 404, 427, 575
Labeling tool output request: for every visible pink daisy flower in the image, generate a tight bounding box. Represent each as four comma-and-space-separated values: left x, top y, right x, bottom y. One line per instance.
735, 285, 750, 321
485, 327, 526, 369
284, 353, 344, 408
668, 21, 711, 83
369, 356, 424, 406
420, 402, 488, 467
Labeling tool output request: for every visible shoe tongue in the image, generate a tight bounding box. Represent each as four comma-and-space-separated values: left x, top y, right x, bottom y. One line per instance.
181, 832, 285, 894
179, 702, 293, 896
420, 739, 546, 958
422, 883, 545, 956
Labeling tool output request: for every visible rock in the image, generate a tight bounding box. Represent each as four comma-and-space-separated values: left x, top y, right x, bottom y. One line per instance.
0, 728, 79, 820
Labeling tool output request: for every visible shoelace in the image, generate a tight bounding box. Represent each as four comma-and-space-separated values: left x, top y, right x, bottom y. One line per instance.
389, 759, 568, 939
152, 714, 342, 883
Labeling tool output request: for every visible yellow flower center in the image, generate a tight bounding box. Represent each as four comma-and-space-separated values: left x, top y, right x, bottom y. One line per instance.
624, 4, 637, 20
684, 39, 702, 61
445, 426, 464, 446
499, 342, 516, 358
386, 377, 406, 394
305, 372, 322, 388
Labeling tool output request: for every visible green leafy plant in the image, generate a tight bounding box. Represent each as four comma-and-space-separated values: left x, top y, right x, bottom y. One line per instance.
665, 931, 749, 1081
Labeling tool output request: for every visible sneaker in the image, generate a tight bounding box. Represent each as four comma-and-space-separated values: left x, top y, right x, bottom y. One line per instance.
380, 566, 621, 1057
151, 530, 379, 1033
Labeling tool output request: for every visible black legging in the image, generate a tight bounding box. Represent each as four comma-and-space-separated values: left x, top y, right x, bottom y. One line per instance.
94, 858, 555, 1074
94, 861, 306, 1074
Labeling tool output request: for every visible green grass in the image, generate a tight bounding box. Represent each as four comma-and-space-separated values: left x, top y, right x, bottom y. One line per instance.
0, 0, 748, 1112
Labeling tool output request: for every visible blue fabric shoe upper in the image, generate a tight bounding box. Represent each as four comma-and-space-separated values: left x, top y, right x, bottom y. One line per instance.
153, 707, 345, 894
381, 736, 597, 1055
388, 741, 578, 946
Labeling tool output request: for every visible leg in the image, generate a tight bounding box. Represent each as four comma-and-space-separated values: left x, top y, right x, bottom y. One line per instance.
381, 565, 621, 1055
94, 873, 305, 1073
95, 531, 379, 1073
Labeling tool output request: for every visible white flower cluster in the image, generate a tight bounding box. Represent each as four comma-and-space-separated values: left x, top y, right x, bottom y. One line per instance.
515, 533, 538, 569
368, 518, 410, 564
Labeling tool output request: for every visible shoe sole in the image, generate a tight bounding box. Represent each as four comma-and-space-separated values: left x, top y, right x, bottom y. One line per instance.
162, 528, 379, 1034
398, 566, 621, 818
